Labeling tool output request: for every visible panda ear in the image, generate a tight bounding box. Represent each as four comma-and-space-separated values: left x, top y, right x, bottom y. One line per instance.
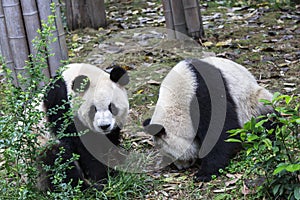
143, 118, 151, 127
144, 123, 166, 137
72, 75, 90, 93
110, 66, 129, 86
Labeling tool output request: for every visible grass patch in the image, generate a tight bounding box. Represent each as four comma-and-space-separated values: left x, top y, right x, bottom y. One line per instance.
1, 0, 299, 199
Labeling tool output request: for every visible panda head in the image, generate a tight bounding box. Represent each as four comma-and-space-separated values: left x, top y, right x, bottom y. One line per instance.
63, 64, 129, 134
143, 61, 200, 165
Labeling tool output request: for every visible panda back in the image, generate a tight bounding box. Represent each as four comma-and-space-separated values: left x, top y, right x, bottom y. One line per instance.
201, 57, 273, 125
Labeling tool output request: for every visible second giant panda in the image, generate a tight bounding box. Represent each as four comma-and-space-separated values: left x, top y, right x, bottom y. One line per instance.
37, 63, 129, 191
144, 57, 275, 182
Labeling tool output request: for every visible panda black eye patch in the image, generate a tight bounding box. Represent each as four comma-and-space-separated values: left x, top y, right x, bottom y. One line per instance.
108, 103, 118, 115
89, 105, 96, 121
72, 75, 90, 93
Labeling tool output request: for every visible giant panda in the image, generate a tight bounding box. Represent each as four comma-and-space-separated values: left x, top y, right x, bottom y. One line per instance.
37, 63, 129, 191
144, 57, 275, 182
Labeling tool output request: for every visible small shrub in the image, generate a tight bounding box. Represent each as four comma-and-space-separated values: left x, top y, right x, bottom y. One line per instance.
44, 148, 84, 199
0, 3, 155, 198
228, 93, 300, 199
0, 3, 80, 199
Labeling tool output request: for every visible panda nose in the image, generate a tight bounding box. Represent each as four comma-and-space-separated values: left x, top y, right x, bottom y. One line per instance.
100, 124, 110, 130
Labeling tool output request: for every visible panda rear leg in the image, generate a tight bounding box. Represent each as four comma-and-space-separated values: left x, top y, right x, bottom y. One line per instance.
39, 142, 90, 190
194, 140, 241, 182
194, 154, 228, 182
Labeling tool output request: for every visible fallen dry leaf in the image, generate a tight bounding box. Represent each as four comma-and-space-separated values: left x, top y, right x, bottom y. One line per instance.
242, 181, 256, 195
147, 80, 160, 85
216, 39, 232, 47
225, 175, 241, 187
202, 41, 214, 47
213, 186, 236, 193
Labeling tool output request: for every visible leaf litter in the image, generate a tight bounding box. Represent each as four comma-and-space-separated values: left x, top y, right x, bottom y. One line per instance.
66, 1, 300, 199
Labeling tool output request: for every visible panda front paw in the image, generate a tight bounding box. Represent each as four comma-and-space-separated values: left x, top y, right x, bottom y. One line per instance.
92, 183, 105, 191
194, 171, 213, 182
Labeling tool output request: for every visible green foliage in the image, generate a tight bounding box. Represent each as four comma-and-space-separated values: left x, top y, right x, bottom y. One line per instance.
0, 3, 76, 199
229, 93, 300, 199
96, 170, 152, 200
44, 148, 84, 199
0, 18, 53, 200
0, 3, 154, 199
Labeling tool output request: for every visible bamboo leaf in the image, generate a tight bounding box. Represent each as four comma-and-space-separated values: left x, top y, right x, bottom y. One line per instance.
247, 134, 259, 142
262, 138, 272, 149
216, 39, 232, 47
273, 163, 289, 175
273, 184, 281, 196
284, 95, 292, 105
255, 119, 268, 128
246, 148, 252, 156
285, 164, 300, 173
225, 138, 242, 143
202, 41, 213, 47
259, 99, 272, 105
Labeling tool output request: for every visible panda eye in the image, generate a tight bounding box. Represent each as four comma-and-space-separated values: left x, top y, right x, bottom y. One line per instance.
108, 103, 119, 115
94, 106, 97, 112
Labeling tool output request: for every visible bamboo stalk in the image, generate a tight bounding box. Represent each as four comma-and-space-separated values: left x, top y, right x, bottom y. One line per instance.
87, 0, 106, 29
36, 0, 63, 77
2, 0, 29, 79
182, 0, 204, 38
170, 0, 187, 39
66, 0, 107, 30
20, 0, 40, 55
65, 0, 81, 30
20, 0, 51, 80
198, 6, 205, 38
0, 0, 18, 86
52, 0, 68, 61
182, 0, 200, 38
162, 0, 175, 39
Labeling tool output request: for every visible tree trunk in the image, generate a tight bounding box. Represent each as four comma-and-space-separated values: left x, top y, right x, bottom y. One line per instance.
162, 0, 205, 40
182, 0, 205, 39
162, 0, 175, 38
65, 0, 106, 30
170, 0, 187, 39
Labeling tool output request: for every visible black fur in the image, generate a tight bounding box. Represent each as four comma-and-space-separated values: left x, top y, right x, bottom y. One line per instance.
38, 141, 90, 191
143, 118, 151, 127
110, 66, 129, 86
143, 60, 242, 182
188, 60, 241, 182
41, 77, 121, 191
88, 105, 96, 123
72, 75, 90, 93
109, 103, 119, 116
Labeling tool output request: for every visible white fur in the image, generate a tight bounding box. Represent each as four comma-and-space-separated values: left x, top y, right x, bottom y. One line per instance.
62, 63, 129, 134
201, 57, 273, 125
151, 61, 200, 167
150, 57, 273, 169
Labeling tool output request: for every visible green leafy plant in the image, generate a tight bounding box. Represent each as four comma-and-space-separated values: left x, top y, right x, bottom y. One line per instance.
0, 3, 80, 199
0, 3, 155, 198
44, 148, 83, 199
228, 93, 300, 199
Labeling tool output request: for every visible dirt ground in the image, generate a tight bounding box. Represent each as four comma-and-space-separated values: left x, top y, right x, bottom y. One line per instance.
65, 1, 299, 199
